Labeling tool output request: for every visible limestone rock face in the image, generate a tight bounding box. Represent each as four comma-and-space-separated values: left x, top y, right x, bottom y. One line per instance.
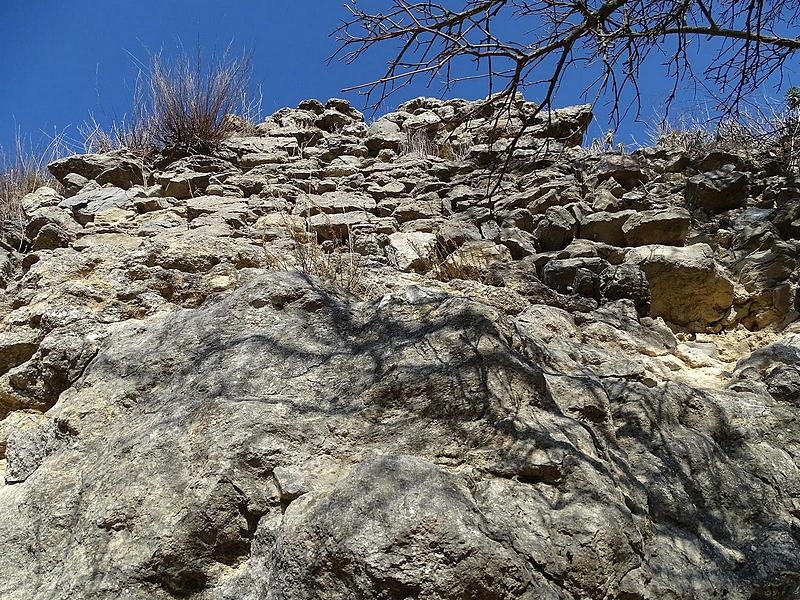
535, 205, 577, 250
580, 209, 633, 246
387, 231, 437, 272
622, 207, 690, 246
0, 95, 799, 600
48, 151, 147, 190
0, 272, 797, 600
59, 186, 133, 225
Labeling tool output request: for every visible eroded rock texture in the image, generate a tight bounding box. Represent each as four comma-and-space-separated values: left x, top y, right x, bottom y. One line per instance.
0, 96, 799, 599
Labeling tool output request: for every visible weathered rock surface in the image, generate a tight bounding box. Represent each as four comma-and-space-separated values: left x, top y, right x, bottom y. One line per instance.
48, 151, 148, 190
626, 244, 735, 328
0, 95, 799, 600
0, 272, 798, 599
622, 207, 690, 246
686, 164, 750, 214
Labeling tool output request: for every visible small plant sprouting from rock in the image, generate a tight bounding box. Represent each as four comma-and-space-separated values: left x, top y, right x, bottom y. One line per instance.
262, 211, 368, 298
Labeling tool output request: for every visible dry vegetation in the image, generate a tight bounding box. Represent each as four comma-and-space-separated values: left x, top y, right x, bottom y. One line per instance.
80, 49, 255, 158
0, 136, 62, 249
148, 49, 252, 150
262, 212, 368, 298
651, 93, 800, 174
2, 48, 255, 250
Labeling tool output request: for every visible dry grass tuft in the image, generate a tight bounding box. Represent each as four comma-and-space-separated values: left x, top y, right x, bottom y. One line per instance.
400, 128, 439, 158
148, 48, 252, 151
79, 49, 256, 158
0, 135, 63, 250
79, 73, 158, 159
262, 212, 368, 298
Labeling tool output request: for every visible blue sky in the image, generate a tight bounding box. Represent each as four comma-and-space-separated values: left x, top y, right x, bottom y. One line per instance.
1, 1, 798, 157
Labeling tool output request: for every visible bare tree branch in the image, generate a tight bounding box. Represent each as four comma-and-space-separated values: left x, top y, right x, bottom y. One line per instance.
333, 0, 800, 123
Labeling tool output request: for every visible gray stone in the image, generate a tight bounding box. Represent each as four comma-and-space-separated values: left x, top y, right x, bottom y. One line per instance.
387, 231, 437, 272
542, 256, 610, 295
622, 207, 691, 246
525, 104, 593, 146
392, 195, 445, 223
535, 205, 577, 251
59, 187, 132, 226
580, 210, 634, 246
436, 219, 482, 251
307, 211, 377, 242
293, 191, 376, 217
0, 329, 39, 378
155, 155, 240, 200
499, 227, 538, 259
438, 240, 512, 280
25, 207, 81, 241
48, 151, 147, 189
600, 263, 651, 316
595, 154, 646, 188
366, 119, 404, 153
686, 165, 749, 214
32, 224, 75, 250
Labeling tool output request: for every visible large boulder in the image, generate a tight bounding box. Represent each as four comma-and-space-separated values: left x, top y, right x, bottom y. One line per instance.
25, 207, 81, 250
773, 198, 800, 239
0, 273, 796, 599
621, 207, 691, 247
625, 243, 734, 328
307, 211, 378, 242
542, 256, 609, 296
685, 164, 749, 214
268, 455, 537, 599
365, 118, 404, 154
48, 151, 147, 189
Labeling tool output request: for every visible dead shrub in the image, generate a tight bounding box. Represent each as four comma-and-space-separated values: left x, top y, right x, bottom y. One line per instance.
400, 128, 439, 158
74, 48, 257, 162
79, 73, 158, 160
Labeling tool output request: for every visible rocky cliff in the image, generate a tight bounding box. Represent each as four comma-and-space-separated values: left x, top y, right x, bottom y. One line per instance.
0, 96, 799, 599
